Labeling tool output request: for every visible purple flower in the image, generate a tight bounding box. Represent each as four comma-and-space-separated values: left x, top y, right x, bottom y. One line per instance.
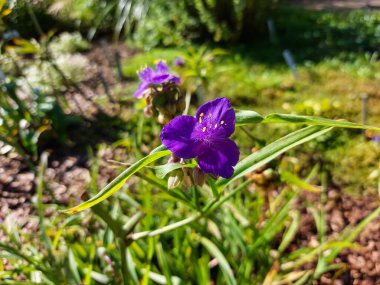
134, 61, 180, 98
160, 97, 239, 179
173, 57, 185, 67
371, 135, 380, 142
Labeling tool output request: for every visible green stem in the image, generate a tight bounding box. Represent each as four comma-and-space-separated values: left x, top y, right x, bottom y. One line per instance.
130, 215, 200, 240
25, 2, 44, 37
120, 240, 129, 285
183, 89, 191, 115
92, 204, 122, 237
130, 180, 250, 241
240, 126, 258, 143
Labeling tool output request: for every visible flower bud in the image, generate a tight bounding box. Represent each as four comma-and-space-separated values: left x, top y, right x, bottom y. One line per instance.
193, 166, 206, 187
144, 106, 152, 117
168, 170, 183, 189
167, 103, 177, 116
168, 154, 180, 164
158, 113, 168, 125
177, 95, 186, 114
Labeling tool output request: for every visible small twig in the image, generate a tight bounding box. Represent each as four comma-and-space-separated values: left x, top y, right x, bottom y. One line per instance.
98, 71, 115, 103
114, 51, 124, 81
100, 40, 114, 67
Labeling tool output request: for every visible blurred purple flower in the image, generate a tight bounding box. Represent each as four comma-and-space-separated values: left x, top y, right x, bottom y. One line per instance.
134, 61, 180, 98
160, 97, 239, 178
173, 57, 185, 67
371, 135, 380, 142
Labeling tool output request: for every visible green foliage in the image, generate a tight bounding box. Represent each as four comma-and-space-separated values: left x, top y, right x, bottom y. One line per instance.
1, 4, 380, 284
134, 0, 275, 48
0, 79, 77, 165
132, 0, 198, 49
3, 0, 62, 37
325, 138, 380, 193
49, 31, 90, 54
121, 48, 181, 79
275, 7, 380, 61
49, 0, 150, 40
24, 52, 90, 93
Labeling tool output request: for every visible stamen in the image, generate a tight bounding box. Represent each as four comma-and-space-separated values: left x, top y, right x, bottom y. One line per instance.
214, 124, 218, 128
221, 120, 224, 125
199, 113, 204, 123
202, 127, 207, 132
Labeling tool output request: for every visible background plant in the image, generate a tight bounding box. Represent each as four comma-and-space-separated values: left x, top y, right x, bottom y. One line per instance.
1, 2, 380, 284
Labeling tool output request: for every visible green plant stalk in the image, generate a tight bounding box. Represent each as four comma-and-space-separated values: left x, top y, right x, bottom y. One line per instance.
36, 152, 54, 264
25, 1, 44, 37
63, 148, 170, 213
92, 204, 123, 237
129, 180, 249, 241
130, 215, 200, 240
0, 242, 56, 282
120, 240, 130, 285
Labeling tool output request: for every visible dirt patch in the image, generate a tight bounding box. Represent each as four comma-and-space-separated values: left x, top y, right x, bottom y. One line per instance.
293, 190, 380, 284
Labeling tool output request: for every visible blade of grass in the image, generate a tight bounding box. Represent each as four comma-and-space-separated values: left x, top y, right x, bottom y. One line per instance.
235, 110, 380, 131
217, 126, 333, 189
199, 237, 237, 285
63, 148, 170, 213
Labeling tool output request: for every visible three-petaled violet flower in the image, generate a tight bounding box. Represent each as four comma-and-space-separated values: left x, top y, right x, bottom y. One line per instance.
134, 61, 180, 98
173, 57, 185, 67
160, 97, 239, 179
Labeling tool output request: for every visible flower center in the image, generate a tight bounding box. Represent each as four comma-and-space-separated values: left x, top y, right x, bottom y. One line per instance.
193, 112, 226, 143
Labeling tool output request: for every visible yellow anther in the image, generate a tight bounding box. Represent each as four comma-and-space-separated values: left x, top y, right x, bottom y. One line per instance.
154, 59, 166, 64
221, 120, 224, 125
202, 127, 207, 132
214, 124, 218, 128
200, 113, 204, 116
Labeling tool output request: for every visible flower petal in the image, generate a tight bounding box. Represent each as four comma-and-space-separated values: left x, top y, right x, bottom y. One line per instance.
133, 82, 149, 98
152, 74, 171, 84
194, 97, 235, 137
197, 138, 239, 179
161, 116, 200, 159
138, 67, 154, 82
152, 74, 180, 85
156, 61, 169, 74
167, 74, 181, 84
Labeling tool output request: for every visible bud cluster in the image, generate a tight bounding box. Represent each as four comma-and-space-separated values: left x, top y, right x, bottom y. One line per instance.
133, 61, 184, 124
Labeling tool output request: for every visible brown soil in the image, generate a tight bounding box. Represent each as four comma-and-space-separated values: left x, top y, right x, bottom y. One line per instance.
293, 190, 380, 284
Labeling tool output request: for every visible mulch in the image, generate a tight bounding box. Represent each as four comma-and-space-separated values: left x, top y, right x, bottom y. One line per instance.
293, 190, 380, 284
1, 41, 379, 284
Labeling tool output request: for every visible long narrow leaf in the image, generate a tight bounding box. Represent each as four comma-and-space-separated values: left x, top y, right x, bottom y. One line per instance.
235, 110, 380, 131
217, 126, 333, 188
263, 113, 380, 130
200, 237, 237, 285
63, 148, 170, 213
154, 163, 195, 179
